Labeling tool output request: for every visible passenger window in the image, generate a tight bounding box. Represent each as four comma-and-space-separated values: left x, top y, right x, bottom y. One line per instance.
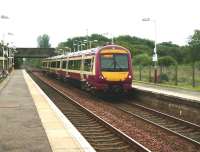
62, 61, 67, 69
57, 61, 60, 68
84, 58, 93, 71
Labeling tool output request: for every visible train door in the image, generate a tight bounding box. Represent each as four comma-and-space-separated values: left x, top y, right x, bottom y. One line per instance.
80, 54, 85, 81
65, 56, 69, 78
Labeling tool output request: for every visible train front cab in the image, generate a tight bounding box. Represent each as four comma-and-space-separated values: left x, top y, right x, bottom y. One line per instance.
95, 46, 133, 92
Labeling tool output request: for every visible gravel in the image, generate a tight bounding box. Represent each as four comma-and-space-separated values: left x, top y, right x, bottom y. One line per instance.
33, 72, 199, 152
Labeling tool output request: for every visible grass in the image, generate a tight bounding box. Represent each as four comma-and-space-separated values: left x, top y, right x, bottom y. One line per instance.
133, 65, 200, 92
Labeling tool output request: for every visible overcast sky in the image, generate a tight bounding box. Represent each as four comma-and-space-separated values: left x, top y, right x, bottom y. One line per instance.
0, 0, 199, 47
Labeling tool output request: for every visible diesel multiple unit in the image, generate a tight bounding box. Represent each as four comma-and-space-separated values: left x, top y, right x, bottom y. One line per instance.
42, 45, 133, 92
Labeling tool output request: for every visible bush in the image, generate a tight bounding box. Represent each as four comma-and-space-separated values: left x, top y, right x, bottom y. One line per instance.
196, 61, 200, 70
133, 54, 151, 66
158, 56, 177, 67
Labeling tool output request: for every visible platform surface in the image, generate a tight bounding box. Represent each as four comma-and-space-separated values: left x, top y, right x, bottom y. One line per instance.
0, 70, 96, 152
132, 82, 200, 102
0, 70, 52, 152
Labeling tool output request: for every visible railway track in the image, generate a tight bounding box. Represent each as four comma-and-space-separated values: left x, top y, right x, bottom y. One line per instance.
114, 102, 200, 146
30, 72, 150, 152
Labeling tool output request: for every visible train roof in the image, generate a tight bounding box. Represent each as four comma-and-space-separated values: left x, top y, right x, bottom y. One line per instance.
44, 47, 100, 61
43, 45, 129, 61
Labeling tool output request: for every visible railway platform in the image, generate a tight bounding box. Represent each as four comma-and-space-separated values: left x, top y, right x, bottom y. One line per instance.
132, 82, 200, 103
0, 70, 95, 152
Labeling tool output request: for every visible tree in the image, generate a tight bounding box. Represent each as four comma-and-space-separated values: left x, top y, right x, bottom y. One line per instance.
157, 42, 183, 63
115, 35, 154, 56
188, 30, 200, 87
133, 53, 151, 66
158, 56, 177, 66
57, 34, 110, 51
188, 30, 200, 62
37, 34, 51, 48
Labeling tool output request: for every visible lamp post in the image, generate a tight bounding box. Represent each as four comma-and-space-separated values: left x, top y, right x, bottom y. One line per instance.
102, 32, 114, 44
81, 43, 85, 50
73, 41, 77, 52
77, 44, 80, 51
142, 18, 158, 83
60, 47, 71, 55
7, 33, 14, 69
86, 29, 89, 49
1, 15, 9, 72
83, 40, 87, 49
89, 40, 98, 49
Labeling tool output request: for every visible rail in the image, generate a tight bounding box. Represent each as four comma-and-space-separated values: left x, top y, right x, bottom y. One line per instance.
30, 71, 151, 152
115, 102, 200, 146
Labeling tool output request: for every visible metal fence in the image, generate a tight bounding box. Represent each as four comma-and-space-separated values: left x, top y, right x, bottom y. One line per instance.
133, 65, 200, 87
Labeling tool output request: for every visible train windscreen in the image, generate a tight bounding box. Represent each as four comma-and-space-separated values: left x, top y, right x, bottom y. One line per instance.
100, 54, 128, 72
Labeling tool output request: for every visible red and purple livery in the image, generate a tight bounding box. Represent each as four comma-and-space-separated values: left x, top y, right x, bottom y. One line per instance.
42, 45, 133, 92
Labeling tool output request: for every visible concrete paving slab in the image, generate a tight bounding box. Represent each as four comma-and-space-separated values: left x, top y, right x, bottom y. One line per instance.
132, 82, 200, 103
23, 70, 96, 152
0, 70, 52, 152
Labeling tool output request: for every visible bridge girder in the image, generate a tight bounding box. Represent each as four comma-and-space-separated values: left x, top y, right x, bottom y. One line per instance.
15, 48, 57, 58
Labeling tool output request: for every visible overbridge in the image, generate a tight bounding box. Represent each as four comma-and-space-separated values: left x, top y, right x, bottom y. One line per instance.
15, 48, 57, 58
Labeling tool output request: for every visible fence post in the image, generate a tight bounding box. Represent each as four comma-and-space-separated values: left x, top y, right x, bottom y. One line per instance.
175, 65, 178, 85
192, 62, 195, 87
149, 65, 151, 82
139, 65, 142, 81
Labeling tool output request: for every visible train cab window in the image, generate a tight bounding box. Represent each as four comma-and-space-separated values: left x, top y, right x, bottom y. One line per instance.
84, 58, 93, 71
101, 54, 128, 71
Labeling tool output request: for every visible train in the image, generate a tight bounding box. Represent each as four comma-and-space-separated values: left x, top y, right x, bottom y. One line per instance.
42, 45, 133, 92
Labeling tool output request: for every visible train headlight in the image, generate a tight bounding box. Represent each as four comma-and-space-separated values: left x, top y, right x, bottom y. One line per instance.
128, 75, 132, 79
99, 75, 104, 80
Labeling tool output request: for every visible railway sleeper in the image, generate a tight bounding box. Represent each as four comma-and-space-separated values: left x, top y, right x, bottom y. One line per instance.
74, 124, 102, 128
69, 118, 96, 122
87, 137, 122, 142
147, 117, 164, 122
75, 125, 104, 129
78, 128, 107, 133
183, 132, 200, 138
82, 131, 112, 136
94, 145, 131, 151
63, 111, 86, 115
63, 112, 86, 115
140, 114, 156, 118
70, 120, 98, 124
192, 136, 200, 141
168, 125, 188, 131
65, 114, 90, 117
67, 116, 93, 121
163, 123, 179, 128
91, 141, 129, 147
153, 119, 167, 124
83, 133, 117, 139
